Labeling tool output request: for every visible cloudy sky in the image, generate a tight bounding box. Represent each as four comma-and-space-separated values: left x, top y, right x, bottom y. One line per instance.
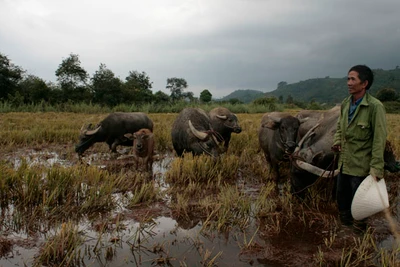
1, 0, 400, 98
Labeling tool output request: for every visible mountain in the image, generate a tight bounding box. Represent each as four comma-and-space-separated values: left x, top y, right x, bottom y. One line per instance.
265, 67, 400, 104
219, 89, 265, 103
218, 67, 400, 104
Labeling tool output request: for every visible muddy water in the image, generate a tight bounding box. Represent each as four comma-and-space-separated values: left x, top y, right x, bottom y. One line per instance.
0, 147, 399, 266
2, 216, 253, 266
0, 148, 260, 266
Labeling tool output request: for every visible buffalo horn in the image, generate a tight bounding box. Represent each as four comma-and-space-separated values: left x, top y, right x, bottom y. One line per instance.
188, 120, 208, 140
295, 160, 339, 178
80, 123, 93, 134
294, 122, 320, 153
85, 125, 101, 136
216, 115, 227, 120
80, 124, 86, 132
298, 117, 309, 124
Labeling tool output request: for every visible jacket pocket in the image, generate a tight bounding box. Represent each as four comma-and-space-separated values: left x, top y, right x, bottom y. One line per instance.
353, 122, 371, 140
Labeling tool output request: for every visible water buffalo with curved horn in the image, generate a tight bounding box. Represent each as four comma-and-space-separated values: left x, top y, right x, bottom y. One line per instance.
291, 106, 400, 195
75, 112, 153, 156
171, 108, 222, 157
209, 107, 242, 151
258, 112, 306, 185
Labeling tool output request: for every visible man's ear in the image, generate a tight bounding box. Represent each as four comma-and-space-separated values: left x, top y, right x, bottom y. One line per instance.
362, 80, 368, 89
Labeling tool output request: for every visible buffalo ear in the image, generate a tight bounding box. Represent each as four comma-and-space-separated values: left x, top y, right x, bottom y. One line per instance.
124, 133, 134, 140
262, 121, 279, 130
263, 115, 281, 129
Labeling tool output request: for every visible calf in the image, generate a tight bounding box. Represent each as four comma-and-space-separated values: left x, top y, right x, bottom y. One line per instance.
124, 128, 154, 171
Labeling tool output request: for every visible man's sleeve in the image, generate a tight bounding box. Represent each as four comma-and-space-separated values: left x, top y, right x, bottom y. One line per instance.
370, 104, 387, 178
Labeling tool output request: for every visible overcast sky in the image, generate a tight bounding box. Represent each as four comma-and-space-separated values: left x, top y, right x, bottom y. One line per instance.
1, 0, 400, 98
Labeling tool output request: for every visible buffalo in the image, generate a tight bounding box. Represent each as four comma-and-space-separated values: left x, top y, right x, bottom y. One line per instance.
291, 106, 400, 195
258, 112, 305, 185
209, 107, 242, 151
75, 112, 153, 156
171, 108, 222, 157
124, 128, 154, 171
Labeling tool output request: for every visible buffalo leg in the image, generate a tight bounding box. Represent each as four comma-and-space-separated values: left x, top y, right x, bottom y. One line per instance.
271, 164, 281, 185
110, 139, 121, 153
146, 157, 153, 172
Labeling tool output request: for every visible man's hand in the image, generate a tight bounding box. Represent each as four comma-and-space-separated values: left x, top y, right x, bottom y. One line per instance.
370, 168, 383, 181
331, 144, 341, 153
372, 175, 382, 181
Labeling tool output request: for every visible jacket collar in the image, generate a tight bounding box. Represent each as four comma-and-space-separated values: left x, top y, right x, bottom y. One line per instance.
344, 92, 371, 106
343, 92, 371, 127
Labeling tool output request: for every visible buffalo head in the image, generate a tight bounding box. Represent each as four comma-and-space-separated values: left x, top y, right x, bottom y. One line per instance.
209, 107, 242, 150
75, 123, 102, 156
214, 114, 242, 134
262, 114, 305, 155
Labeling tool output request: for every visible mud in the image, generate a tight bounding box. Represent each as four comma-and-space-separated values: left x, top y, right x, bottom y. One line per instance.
0, 144, 399, 266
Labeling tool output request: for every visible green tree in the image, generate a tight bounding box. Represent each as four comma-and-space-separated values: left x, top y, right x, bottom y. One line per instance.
376, 87, 398, 102
166, 77, 188, 101
46, 82, 64, 105
253, 97, 276, 105
286, 94, 294, 104
124, 71, 153, 105
253, 97, 277, 110
183, 91, 195, 102
228, 98, 243, 104
18, 75, 52, 104
91, 63, 123, 106
200, 89, 212, 103
0, 53, 24, 100
55, 53, 90, 103
153, 90, 171, 104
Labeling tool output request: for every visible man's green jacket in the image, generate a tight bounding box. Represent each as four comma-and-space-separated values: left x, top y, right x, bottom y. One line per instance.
333, 93, 387, 178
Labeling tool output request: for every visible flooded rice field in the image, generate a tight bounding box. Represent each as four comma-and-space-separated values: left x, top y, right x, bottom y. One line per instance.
0, 111, 400, 266
0, 144, 399, 267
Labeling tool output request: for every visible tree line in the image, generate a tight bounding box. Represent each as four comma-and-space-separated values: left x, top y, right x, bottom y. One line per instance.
2, 51, 400, 113
0, 52, 214, 107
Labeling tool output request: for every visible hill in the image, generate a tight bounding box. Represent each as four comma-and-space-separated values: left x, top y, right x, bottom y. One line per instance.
265, 67, 400, 104
219, 89, 265, 103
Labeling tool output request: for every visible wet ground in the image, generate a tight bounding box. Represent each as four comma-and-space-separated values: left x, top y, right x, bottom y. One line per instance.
0, 144, 399, 266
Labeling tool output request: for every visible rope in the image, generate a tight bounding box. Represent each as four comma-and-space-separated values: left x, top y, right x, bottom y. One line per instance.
290, 154, 337, 196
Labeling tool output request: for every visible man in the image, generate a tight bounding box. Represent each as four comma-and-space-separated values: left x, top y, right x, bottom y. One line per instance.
332, 65, 387, 232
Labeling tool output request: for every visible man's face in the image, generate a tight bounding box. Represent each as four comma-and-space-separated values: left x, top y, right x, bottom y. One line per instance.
347, 70, 367, 97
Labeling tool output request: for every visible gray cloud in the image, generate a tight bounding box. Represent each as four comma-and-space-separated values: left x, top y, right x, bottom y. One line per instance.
1, 0, 400, 98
